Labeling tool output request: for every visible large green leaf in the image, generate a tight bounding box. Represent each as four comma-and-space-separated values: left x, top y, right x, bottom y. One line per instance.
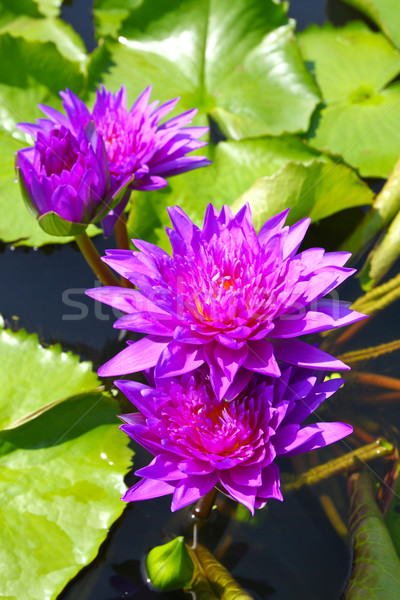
342, 0, 400, 49
127, 137, 373, 250
0, 324, 133, 600
93, 0, 139, 39
232, 159, 374, 230
0, 17, 87, 65
0, 132, 100, 246
0, 0, 42, 27
0, 392, 131, 600
0, 33, 83, 141
34, 0, 62, 18
0, 325, 100, 430
344, 470, 400, 599
96, 0, 320, 139
299, 22, 400, 178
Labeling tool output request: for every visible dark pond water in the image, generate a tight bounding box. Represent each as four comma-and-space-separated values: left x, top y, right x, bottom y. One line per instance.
2, 1, 399, 599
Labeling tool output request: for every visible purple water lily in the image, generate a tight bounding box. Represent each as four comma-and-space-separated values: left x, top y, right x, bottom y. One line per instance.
117, 366, 352, 514
87, 204, 365, 399
15, 124, 123, 235
18, 86, 210, 234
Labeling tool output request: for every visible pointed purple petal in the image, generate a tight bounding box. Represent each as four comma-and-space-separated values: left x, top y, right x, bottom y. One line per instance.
244, 339, 281, 377
98, 336, 168, 376
156, 340, 204, 379
273, 339, 350, 371
136, 453, 187, 481
122, 478, 175, 502
274, 422, 353, 456
171, 473, 218, 512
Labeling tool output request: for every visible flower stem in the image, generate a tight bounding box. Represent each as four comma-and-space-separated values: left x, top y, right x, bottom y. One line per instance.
75, 231, 120, 287
115, 215, 131, 250
193, 488, 218, 521
114, 216, 133, 288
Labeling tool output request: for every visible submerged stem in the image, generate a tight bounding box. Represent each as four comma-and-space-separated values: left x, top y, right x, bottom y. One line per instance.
337, 339, 400, 365
283, 440, 393, 492
75, 231, 120, 286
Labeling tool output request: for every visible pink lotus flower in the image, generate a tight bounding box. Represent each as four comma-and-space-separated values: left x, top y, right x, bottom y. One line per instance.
87, 204, 365, 399
117, 366, 351, 514
18, 86, 210, 234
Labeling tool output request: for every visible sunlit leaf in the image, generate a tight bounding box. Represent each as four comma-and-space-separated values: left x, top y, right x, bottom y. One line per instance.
127, 137, 373, 250
0, 324, 100, 430
95, 0, 319, 139
344, 470, 400, 599
0, 0, 42, 26
0, 16, 87, 65
0, 323, 132, 600
0, 392, 132, 600
299, 22, 400, 177
341, 0, 400, 49
232, 159, 374, 230
93, 0, 139, 39
34, 0, 62, 17
0, 31, 83, 140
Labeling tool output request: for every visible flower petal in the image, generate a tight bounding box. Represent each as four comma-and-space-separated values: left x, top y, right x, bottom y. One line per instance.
122, 478, 175, 502
156, 340, 204, 378
171, 473, 218, 512
98, 336, 168, 376
272, 338, 350, 371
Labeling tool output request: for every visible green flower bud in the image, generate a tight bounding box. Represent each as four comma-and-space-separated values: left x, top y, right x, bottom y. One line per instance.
145, 537, 194, 592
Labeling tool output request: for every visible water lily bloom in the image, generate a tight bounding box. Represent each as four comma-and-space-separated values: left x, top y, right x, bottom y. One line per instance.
87, 204, 366, 399
15, 124, 128, 236
18, 86, 210, 234
117, 366, 352, 513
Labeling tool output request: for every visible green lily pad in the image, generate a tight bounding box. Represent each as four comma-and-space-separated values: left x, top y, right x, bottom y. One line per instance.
299, 22, 400, 177
0, 325, 100, 430
342, 0, 400, 49
0, 0, 42, 27
34, 0, 62, 17
0, 324, 133, 599
0, 32, 83, 141
0, 17, 88, 65
0, 391, 131, 600
232, 159, 374, 230
95, 0, 319, 139
0, 132, 100, 246
93, 0, 139, 39
127, 137, 373, 250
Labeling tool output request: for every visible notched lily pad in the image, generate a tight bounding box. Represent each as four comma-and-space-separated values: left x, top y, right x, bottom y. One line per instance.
96, 0, 320, 140
341, 0, 400, 49
0, 392, 132, 600
299, 22, 400, 177
0, 322, 133, 600
0, 323, 100, 430
127, 137, 374, 250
